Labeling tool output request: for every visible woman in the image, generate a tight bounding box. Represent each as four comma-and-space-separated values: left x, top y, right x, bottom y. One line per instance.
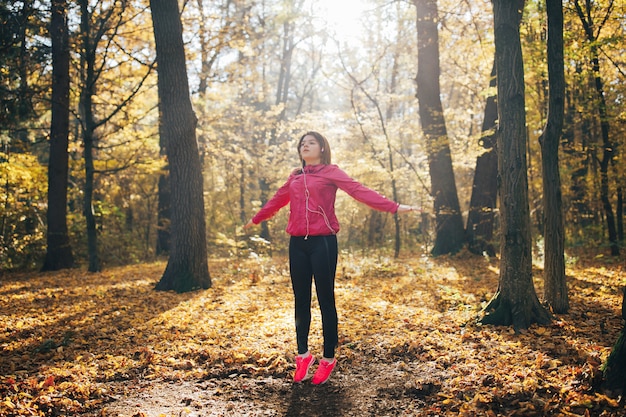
244, 131, 418, 385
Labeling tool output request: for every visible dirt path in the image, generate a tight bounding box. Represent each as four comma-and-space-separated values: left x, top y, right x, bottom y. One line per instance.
81, 359, 446, 417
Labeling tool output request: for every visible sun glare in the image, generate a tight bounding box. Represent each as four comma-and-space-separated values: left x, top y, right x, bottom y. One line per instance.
313, 0, 368, 42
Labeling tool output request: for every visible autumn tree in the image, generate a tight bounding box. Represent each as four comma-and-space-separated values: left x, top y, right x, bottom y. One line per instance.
77, 0, 101, 272
480, 0, 551, 330
256, 5, 297, 242
0, 0, 45, 149
321, 0, 423, 255
572, 0, 619, 256
540, 0, 568, 313
343, 57, 405, 257
41, 0, 74, 271
466, 62, 498, 257
76, 0, 156, 272
255, 0, 308, 243
4, 0, 625, 268
413, 0, 464, 256
348, 84, 404, 256
155, 0, 253, 255
150, 0, 211, 292
0, 0, 51, 269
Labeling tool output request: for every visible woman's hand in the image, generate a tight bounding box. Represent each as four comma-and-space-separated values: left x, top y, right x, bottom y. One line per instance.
397, 204, 421, 214
243, 220, 255, 230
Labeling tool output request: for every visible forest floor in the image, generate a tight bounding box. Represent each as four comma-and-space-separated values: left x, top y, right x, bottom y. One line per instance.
1, 248, 625, 416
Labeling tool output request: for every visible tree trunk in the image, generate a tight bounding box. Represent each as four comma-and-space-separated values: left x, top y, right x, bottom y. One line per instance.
256, 16, 297, 243
276, 20, 294, 119
41, 0, 74, 271
388, 17, 403, 258
156, 171, 171, 255
17, 0, 34, 128
414, 0, 464, 256
82, 101, 99, 272
258, 178, 272, 242
239, 160, 246, 224
601, 287, 626, 395
388, 153, 401, 258
150, 0, 211, 292
540, 0, 568, 314
593, 55, 619, 255
368, 210, 385, 248
480, 0, 551, 331
617, 186, 623, 242
466, 61, 498, 257
78, 0, 100, 273
156, 80, 171, 257
196, 0, 210, 96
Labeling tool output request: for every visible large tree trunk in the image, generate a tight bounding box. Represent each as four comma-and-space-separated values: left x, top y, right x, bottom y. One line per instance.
150, 0, 211, 292
540, 0, 568, 314
480, 0, 551, 331
42, 0, 74, 271
414, 0, 464, 256
466, 61, 498, 257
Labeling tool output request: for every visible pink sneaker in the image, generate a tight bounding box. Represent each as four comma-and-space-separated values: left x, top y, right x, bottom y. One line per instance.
293, 354, 315, 383
311, 358, 336, 385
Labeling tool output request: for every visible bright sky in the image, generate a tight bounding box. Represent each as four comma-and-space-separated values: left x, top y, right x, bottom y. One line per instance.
313, 0, 368, 41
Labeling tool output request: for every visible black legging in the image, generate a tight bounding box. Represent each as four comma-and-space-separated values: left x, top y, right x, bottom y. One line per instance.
289, 235, 338, 359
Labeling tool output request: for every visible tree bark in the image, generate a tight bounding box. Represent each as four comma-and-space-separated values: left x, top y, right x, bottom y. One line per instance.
78, 0, 100, 272
42, 0, 74, 271
480, 0, 551, 331
414, 0, 464, 256
540, 0, 568, 314
466, 61, 498, 257
150, 0, 211, 292
155, 170, 171, 255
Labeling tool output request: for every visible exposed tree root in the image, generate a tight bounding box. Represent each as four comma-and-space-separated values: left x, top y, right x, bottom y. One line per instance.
480, 289, 552, 332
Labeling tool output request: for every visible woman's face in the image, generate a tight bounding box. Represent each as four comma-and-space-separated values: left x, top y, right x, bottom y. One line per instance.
299, 135, 322, 165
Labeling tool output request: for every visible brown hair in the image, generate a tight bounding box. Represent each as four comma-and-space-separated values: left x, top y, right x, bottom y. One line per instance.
297, 131, 332, 166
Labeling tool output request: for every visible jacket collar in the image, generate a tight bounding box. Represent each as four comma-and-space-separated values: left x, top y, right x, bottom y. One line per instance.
301, 164, 327, 174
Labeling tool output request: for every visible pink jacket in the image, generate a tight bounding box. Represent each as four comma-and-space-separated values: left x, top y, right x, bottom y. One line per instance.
252, 164, 399, 237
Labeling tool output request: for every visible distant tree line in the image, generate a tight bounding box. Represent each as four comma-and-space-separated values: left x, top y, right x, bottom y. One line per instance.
0, 0, 623, 273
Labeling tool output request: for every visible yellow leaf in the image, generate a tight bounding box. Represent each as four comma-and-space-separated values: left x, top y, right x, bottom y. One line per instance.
3, 397, 16, 409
